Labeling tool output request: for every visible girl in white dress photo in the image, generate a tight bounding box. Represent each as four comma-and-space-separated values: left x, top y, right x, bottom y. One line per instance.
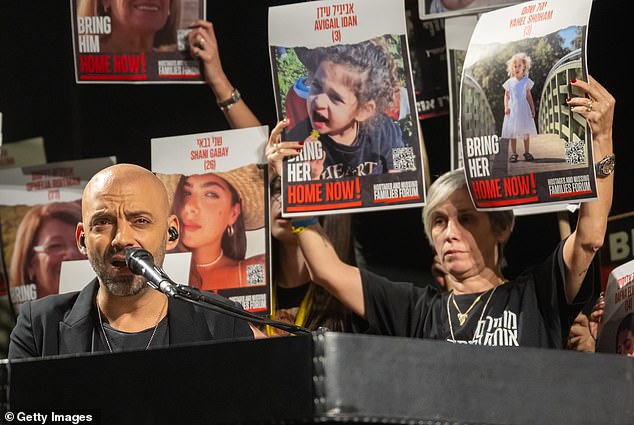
501, 52, 537, 163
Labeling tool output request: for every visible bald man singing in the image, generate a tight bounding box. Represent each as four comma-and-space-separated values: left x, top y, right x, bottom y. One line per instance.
9, 164, 254, 359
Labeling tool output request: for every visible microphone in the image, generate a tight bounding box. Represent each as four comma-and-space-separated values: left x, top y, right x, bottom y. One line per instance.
124, 247, 311, 335
124, 247, 178, 297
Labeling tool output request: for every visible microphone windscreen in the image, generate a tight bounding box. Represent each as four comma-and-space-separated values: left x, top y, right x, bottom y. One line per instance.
124, 247, 154, 275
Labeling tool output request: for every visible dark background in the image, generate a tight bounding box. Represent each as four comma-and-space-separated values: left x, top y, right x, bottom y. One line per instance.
0, 0, 629, 286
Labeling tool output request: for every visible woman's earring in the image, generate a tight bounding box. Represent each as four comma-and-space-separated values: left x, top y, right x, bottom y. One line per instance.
226, 225, 234, 237
104, 4, 110, 13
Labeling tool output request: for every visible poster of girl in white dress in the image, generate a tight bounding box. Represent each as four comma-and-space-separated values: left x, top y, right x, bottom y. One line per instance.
459, 0, 596, 211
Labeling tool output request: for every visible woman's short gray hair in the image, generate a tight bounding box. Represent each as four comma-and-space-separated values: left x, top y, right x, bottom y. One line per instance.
422, 169, 515, 244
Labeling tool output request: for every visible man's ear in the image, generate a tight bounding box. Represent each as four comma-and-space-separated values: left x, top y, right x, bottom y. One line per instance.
354, 99, 376, 123
76, 223, 87, 256
166, 215, 180, 251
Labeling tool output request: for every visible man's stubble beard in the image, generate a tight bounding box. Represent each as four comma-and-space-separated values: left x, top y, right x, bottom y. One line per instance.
89, 240, 167, 297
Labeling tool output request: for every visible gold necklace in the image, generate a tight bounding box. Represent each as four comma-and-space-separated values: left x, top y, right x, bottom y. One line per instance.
195, 250, 224, 268
447, 285, 498, 343
451, 291, 485, 326
97, 298, 167, 352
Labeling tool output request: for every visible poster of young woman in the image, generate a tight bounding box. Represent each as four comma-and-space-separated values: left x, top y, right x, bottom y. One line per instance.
0, 156, 116, 313
269, 0, 426, 217
70, 0, 206, 83
459, 0, 595, 211
151, 126, 269, 313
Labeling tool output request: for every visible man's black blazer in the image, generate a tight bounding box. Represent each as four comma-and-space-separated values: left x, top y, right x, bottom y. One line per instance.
8, 279, 254, 359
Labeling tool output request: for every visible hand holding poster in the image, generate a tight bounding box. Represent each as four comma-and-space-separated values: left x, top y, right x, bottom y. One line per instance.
269, 0, 426, 216
151, 126, 269, 313
71, 0, 205, 82
459, 0, 596, 210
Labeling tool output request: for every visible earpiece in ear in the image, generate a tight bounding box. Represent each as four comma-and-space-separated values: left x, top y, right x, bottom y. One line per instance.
79, 233, 86, 247
168, 226, 179, 242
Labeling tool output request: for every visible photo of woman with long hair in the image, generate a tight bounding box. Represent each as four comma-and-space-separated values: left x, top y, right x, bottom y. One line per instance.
159, 164, 266, 291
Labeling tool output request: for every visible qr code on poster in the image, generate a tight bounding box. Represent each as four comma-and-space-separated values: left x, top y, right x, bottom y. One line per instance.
393, 147, 416, 171
246, 264, 265, 285
564, 139, 586, 165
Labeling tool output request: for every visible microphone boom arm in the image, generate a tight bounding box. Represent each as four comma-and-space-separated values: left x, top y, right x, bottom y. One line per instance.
124, 247, 310, 335
172, 284, 311, 335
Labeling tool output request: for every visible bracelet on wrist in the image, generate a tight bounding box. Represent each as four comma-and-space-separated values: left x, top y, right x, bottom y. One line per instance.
291, 217, 318, 235
291, 226, 308, 235
595, 153, 615, 177
217, 88, 241, 112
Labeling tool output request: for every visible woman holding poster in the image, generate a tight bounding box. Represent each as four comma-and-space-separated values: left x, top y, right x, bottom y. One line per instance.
187, 19, 261, 129
167, 164, 265, 291
265, 175, 354, 336
270, 77, 616, 349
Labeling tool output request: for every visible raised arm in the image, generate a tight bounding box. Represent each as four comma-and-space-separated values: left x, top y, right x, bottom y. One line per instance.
188, 20, 260, 129
295, 223, 365, 317
266, 121, 366, 317
562, 76, 615, 301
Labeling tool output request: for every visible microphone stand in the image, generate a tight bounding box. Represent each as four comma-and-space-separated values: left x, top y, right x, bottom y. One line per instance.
125, 247, 311, 335
164, 283, 312, 335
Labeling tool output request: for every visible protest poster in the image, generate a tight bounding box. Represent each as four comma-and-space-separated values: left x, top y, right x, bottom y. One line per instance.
419, 0, 525, 21
445, 15, 477, 171
151, 126, 270, 313
407, 15, 450, 120
269, 0, 426, 217
0, 156, 116, 312
459, 0, 596, 211
0, 137, 46, 170
599, 212, 634, 292
596, 260, 634, 356
70, 0, 205, 83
